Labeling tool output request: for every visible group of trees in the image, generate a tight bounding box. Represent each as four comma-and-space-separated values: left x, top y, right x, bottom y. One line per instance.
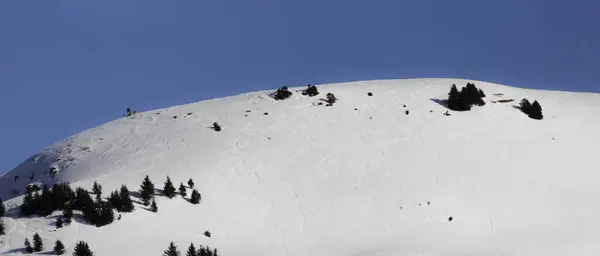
519, 98, 544, 120
163, 241, 219, 256
446, 83, 486, 111
19, 181, 133, 227
139, 176, 201, 213
273, 86, 293, 100
23, 236, 91, 255
302, 85, 319, 97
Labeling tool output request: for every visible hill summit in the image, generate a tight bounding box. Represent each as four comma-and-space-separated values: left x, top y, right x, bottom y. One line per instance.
1, 78, 600, 256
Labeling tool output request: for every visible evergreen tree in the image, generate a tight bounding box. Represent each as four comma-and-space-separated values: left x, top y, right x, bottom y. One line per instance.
325, 93, 337, 105
150, 199, 158, 212
39, 185, 54, 216
0, 197, 5, 217
97, 202, 114, 227
163, 176, 176, 199
186, 243, 197, 256
51, 182, 74, 211
21, 191, 38, 216
108, 190, 122, 211
273, 86, 293, 100
478, 88, 486, 98
520, 98, 532, 113
212, 122, 222, 132
179, 183, 187, 197
92, 181, 102, 202
53, 240, 65, 255
529, 100, 544, 120
56, 217, 64, 228
446, 84, 461, 111
33, 233, 43, 252
302, 85, 319, 97
62, 204, 73, 224
0, 219, 5, 235
24, 238, 34, 253
139, 175, 155, 206
72, 241, 94, 256
119, 185, 134, 212
163, 241, 180, 256
190, 189, 201, 204
187, 178, 195, 189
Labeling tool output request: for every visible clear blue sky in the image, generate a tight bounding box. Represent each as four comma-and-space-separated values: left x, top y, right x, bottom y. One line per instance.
1, 0, 599, 174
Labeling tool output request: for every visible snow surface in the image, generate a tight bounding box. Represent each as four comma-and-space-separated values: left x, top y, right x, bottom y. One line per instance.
2, 78, 600, 256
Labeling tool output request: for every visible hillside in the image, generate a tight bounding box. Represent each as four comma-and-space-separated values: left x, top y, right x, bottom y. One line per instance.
2, 78, 600, 256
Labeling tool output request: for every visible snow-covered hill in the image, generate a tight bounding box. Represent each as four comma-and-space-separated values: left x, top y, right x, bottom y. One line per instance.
2, 78, 600, 256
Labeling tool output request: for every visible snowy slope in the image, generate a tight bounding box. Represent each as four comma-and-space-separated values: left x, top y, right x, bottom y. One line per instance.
2, 78, 600, 256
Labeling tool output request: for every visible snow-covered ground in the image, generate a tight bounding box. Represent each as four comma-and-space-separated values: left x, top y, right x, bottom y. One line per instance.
1, 78, 600, 256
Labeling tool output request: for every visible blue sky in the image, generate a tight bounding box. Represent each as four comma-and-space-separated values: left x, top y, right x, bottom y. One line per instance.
1, 0, 599, 174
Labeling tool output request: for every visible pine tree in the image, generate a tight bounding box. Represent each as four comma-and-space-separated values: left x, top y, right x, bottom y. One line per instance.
72, 241, 94, 256
302, 85, 319, 97
212, 122, 222, 132
40, 185, 54, 216
92, 181, 102, 202
53, 239, 65, 255
139, 175, 155, 206
150, 199, 158, 212
21, 192, 34, 216
51, 182, 74, 210
186, 243, 197, 256
0, 219, 5, 235
163, 176, 176, 199
446, 84, 461, 111
119, 185, 134, 212
108, 190, 122, 211
273, 86, 293, 100
33, 233, 44, 252
98, 202, 114, 227
519, 98, 532, 114
530, 100, 543, 120
24, 238, 34, 253
478, 88, 486, 98
187, 178, 195, 189
62, 204, 73, 224
56, 217, 64, 228
179, 183, 187, 197
163, 241, 180, 256
190, 189, 201, 204
0, 197, 5, 217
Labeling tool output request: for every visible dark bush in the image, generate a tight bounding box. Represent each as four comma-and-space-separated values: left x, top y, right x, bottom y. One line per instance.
273, 86, 292, 100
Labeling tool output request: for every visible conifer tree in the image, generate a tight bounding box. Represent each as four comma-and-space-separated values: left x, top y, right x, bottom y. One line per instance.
25, 238, 34, 253
0, 219, 5, 235
186, 243, 197, 256
92, 181, 102, 202
62, 204, 73, 224
21, 192, 34, 216
530, 100, 544, 120
187, 178, 195, 189
72, 241, 94, 256
51, 182, 74, 210
119, 185, 134, 212
163, 176, 176, 199
139, 175, 155, 206
446, 84, 461, 110
273, 86, 293, 100
33, 233, 43, 252
179, 183, 187, 197
56, 217, 64, 229
212, 122, 222, 132
39, 185, 54, 216
98, 202, 114, 227
150, 199, 158, 212
519, 98, 532, 113
53, 239, 65, 255
190, 189, 201, 204
163, 241, 180, 256
108, 190, 122, 211
0, 197, 5, 217
478, 88, 486, 98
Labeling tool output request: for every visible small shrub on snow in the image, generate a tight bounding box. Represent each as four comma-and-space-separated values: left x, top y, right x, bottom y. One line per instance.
273, 86, 293, 100
302, 85, 319, 97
